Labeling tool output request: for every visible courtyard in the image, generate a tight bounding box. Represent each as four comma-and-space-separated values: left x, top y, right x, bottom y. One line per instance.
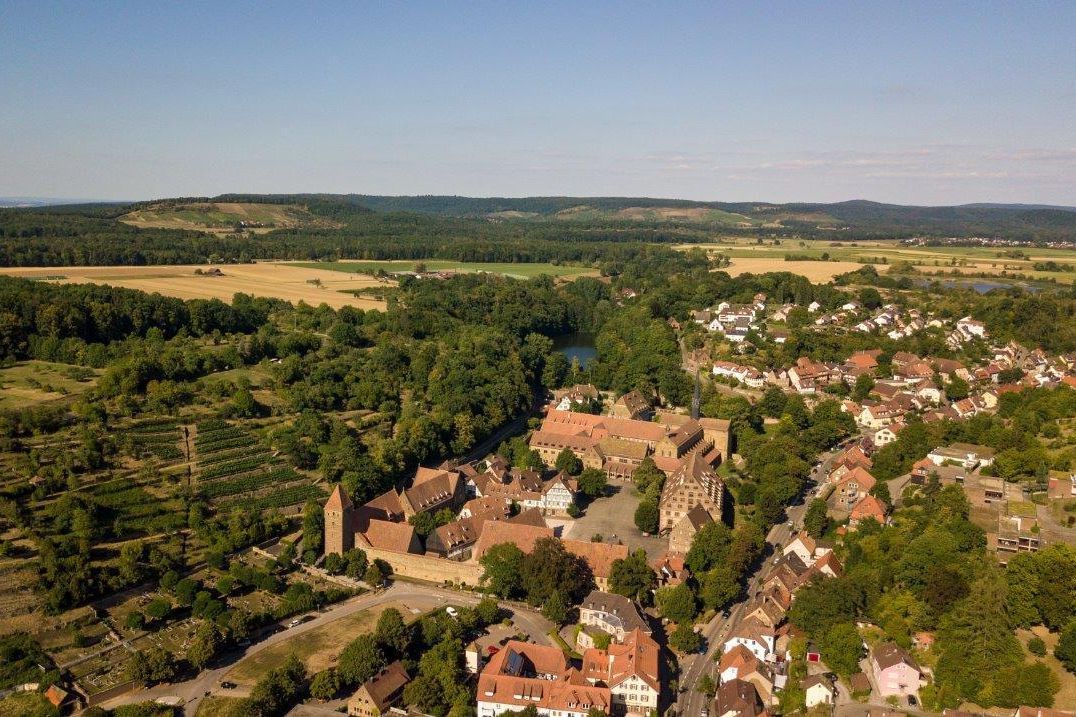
562, 484, 669, 560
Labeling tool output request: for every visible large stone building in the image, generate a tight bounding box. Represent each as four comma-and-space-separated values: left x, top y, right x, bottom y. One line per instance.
658, 451, 726, 533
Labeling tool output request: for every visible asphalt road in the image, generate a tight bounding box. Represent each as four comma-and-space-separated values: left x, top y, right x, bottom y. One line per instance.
101, 582, 554, 716
674, 446, 840, 717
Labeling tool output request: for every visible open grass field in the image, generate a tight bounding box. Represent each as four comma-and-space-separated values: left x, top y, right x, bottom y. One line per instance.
677, 237, 1076, 285
224, 601, 406, 684
287, 259, 599, 280
1017, 627, 1076, 710
0, 360, 101, 410
0, 263, 389, 310
120, 202, 340, 234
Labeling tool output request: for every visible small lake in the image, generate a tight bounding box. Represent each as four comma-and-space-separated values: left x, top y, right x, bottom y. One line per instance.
552, 332, 597, 368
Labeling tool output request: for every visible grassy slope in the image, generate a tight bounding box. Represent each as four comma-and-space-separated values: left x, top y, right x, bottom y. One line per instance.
287, 260, 597, 279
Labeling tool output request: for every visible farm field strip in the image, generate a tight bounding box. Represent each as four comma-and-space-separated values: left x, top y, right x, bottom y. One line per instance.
0, 263, 389, 310
286, 259, 598, 279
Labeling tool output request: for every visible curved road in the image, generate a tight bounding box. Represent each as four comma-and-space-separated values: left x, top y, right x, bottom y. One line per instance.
101, 582, 553, 715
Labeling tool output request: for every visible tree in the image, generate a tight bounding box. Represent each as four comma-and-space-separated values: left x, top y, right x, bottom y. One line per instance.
577, 468, 607, 499
685, 521, 733, 574
338, 634, 386, 685
699, 565, 740, 611
852, 374, 875, 402
127, 646, 176, 684
364, 562, 386, 587
403, 675, 443, 714
697, 674, 717, 697
669, 623, 702, 653
870, 480, 892, 507
554, 448, 583, 476
1057, 619, 1076, 673
301, 499, 324, 557
818, 622, 861, 676
1028, 636, 1047, 657
544, 589, 569, 624
656, 583, 697, 624
609, 550, 656, 605
857, 287, 883, 310
520, 538, 593, 605
945, 376, 970, 402
247, 654, 305, 715
309, 669, 340, 700
803, 499, 830, 538
343, 548, 368, 579
125, 612, 145, 630
145, 598, 171, 622
375, 607, 411, 657
633, 500, 659, 534
480, 542, 525, 599
187, 623, 222, 670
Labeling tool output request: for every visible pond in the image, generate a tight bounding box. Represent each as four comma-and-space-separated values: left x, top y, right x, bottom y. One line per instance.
551, 332, 597, 368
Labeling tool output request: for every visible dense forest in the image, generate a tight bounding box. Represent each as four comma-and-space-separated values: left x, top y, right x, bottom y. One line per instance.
1, 193, 1074, 269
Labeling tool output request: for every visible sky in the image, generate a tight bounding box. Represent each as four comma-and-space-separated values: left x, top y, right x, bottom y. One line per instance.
1, 1, 1075, 205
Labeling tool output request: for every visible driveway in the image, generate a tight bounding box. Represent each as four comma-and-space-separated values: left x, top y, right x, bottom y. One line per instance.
563, 484, 669, 560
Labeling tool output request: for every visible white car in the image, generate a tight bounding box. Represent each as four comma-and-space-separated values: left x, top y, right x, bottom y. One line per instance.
445, 606, 459, 618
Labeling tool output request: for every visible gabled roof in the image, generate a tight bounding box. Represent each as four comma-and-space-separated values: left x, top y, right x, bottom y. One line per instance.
356, 661, 410, 711
563, 539, 629, 580
362, 519, 419, 553
473, 521, 554, 559
873, 642, 920, 673
581, 590, 651, 634
850, 495, 887, 523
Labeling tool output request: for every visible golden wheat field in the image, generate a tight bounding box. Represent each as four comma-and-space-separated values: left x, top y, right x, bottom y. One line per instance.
0, 263, 389, 309
722, 257, 881, 281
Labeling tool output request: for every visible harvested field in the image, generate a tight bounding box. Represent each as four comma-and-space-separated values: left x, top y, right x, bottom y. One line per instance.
0, 263, 389, 310
722, 257, 878, 282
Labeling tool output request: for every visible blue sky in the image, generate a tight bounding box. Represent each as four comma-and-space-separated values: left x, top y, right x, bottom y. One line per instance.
1, 1, 1074, 204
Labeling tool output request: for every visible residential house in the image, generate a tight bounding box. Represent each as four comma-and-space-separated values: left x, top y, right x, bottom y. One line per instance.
476, 641, 612, 717
871, 643, 923, 698
927, 443, 996, 469
873, 422, 904, 447
782, 532, 832, 567
348, 661, 411, 717
802, 675, 836, 708
718, 645, 775, 704
578, 590, 651, 647
581, 629, 662, 715
722, 617, 776, 661
652, 552, 690, 587
849, 495, 888, 529
713, 679, 767, 717
552, 384, 600, 412
834, 467, 877, 505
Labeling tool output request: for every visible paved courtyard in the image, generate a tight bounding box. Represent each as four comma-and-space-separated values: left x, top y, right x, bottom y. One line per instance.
562, 483, 669, 560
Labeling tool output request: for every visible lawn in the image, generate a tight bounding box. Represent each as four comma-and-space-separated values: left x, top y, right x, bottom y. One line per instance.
224, 601, 406, 684
0, 360, 100, 409
196, 696, 248, 717
286, 260, 597, 280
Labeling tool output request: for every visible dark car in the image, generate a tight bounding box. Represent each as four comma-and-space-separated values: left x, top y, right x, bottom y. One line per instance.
220, 681, 237, 689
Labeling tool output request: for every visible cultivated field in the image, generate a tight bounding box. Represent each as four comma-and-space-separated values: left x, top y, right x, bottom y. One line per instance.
120, 202, 340, 234
288, 259, 599, 280
723, 257, 877, 282
678, 237, 1076, 285
0, 263, 389, 310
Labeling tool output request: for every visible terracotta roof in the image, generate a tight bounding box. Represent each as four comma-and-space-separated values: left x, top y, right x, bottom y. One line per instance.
477, 641, 611, 714
325, 484, 352, 512
838, 466, 877, 492
699, 417, 732, 432
850, 495, 887, 523
563, 538, 629, 579
509, 507, 548, 527
581, 628, 660, 692
473, 521, 554, 560
362, 519, 419, 553
719, 644, 761, 675
44, 685, 70, 708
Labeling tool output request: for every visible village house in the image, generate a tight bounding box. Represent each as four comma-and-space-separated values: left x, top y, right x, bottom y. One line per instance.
552, 384, 601, 412
652, 551, 690, 587
802, 675, 837, 708
782, 532, 833, 567
713, 678, 767, 717
347, 661, 411, 717
581, 628, 662, 715
578, 590, 651, 647
926, 443, 996, 470
871, 643, 924, 699
713, 360, 766, 388
723, 617, 776, 661
476, 641, 612, 717
849, 494, 888, 529
788, 357, 837, 394
718, 645, 775, 704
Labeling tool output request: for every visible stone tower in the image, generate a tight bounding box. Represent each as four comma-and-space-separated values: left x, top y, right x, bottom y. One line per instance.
324, 484, 354, 557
